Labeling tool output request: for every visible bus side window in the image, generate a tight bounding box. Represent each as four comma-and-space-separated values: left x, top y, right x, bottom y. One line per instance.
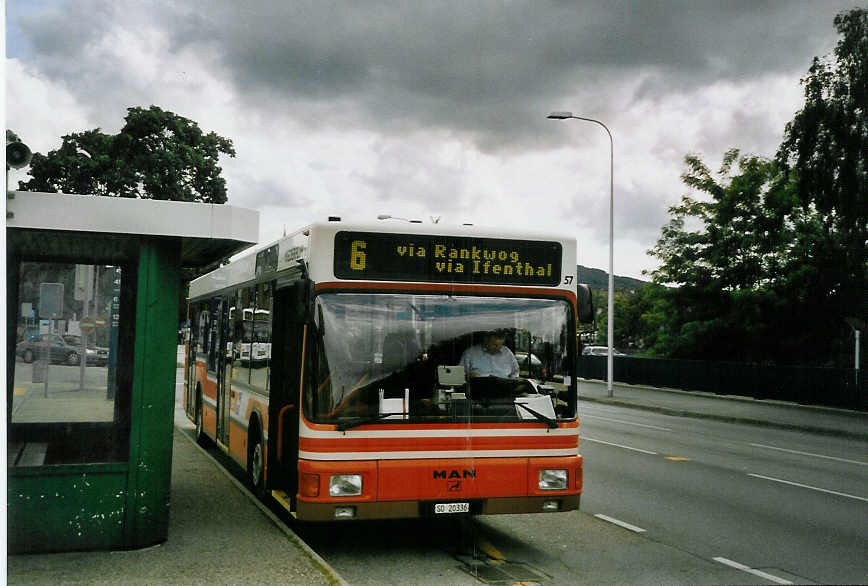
207, 298, 220, 372
252, 282, 273, 394
231, 288, 254, 386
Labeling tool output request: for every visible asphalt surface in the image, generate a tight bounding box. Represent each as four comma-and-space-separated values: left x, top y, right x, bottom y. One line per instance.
578, 398, 868, 584
7, 371, 866, 584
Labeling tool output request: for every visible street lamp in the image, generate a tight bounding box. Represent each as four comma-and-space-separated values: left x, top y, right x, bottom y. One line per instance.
547, 111, 615, 397
377, 214, 423, 223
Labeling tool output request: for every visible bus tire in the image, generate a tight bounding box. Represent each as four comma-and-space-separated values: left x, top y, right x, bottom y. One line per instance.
248, 419, 266, 498
195, 388, 208, 446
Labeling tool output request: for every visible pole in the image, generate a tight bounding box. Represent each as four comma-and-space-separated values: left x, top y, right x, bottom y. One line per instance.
855, 330, 861, 396
603, 125, 614, 397
547, 112, 615, 397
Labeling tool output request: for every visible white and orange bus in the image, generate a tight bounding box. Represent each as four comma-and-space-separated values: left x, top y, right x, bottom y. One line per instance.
185, 219, 592, 521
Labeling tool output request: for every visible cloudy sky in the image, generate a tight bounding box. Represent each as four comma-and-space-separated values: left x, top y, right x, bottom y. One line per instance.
4, 1, 859, 278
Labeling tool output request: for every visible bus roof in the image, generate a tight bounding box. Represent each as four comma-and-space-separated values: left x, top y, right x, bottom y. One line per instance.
189, 220, 577, 299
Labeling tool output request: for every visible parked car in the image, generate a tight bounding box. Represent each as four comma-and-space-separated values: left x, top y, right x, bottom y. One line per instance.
16, 334, 108, 366
581, 345, 626, 357
515, 351, 544, 377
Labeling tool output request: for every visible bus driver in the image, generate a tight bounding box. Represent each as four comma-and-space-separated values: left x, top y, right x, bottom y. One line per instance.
460, 331, 519, 379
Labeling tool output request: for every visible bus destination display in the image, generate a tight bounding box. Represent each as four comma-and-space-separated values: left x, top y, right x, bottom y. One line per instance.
334, 231, 562, 286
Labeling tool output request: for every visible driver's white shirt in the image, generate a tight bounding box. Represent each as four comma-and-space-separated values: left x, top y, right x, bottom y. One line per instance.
460, 344, 519, 378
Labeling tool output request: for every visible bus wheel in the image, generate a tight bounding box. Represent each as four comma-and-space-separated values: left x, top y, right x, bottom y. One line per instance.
248, 425, 266, 498
195, 391, 208, 446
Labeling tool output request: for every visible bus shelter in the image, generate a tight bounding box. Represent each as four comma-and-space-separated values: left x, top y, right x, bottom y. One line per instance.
6, 191, 258, 553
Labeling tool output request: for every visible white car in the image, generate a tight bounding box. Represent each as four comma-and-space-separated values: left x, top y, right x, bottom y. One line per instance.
581, 345, 625, 357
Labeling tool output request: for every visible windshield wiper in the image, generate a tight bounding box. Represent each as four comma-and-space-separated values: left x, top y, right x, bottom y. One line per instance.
514, 402, 558, 429
336, 412, 408, 431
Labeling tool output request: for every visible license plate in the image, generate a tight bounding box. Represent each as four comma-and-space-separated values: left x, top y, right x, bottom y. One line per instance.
434, 502, 470, 514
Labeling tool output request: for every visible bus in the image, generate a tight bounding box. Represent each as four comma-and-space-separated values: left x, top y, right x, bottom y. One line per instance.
184, 220, 593, 521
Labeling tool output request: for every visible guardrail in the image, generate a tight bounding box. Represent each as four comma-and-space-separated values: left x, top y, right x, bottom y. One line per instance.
577, 356, 866, 410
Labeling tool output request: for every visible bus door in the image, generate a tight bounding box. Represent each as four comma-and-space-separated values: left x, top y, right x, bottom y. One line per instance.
215, 297, 231, 447
268, 279, 310, 508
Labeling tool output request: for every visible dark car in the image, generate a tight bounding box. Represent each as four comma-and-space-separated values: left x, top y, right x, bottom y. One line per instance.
16, 334, 108, 366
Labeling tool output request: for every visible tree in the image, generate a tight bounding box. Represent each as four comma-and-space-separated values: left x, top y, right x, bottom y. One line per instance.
649, 150, 797, 292
778, 7, 867, 346
19, 106, 235, 203
643, 150, 822, 363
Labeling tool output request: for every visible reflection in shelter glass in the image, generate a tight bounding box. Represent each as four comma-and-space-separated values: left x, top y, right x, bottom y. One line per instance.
10, 261, 128, 466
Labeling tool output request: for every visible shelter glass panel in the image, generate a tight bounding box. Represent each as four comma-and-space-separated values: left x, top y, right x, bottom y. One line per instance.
9, 261, 131, 466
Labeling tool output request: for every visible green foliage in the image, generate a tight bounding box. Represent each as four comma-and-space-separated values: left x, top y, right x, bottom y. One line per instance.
640, 147, 852, 365
779, 9, 867, 248
635, 8, 867, 367
777, 7, 867, 349
19, 106, 235, 203
648, 150, 797, 293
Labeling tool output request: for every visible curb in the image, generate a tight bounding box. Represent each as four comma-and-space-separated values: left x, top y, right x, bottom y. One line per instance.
578, 395, 868, 441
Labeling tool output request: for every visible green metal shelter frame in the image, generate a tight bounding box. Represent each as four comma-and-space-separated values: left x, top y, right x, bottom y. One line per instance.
6, 191, 258, 552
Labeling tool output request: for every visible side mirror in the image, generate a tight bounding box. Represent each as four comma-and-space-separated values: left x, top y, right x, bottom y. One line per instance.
577, 284, 594, 323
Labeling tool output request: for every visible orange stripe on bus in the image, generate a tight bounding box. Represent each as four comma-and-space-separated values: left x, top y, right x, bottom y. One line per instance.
299, 434, 577, 453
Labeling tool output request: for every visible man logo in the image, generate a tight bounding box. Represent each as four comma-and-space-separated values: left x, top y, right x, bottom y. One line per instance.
433, 469, 476, 480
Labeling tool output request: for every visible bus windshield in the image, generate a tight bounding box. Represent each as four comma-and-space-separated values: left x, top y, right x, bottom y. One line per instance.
307, 293, 575, 426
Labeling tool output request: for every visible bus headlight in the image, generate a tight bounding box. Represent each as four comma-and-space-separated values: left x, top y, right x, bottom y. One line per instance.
539, 469, 568, 490
329, 474, 363, 497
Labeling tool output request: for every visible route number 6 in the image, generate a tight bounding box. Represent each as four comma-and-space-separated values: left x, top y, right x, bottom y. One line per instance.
350, 240, 367, 270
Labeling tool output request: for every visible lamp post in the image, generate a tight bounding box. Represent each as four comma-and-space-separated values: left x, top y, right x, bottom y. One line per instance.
377, 214, 423, 223
845, 317, 864, 398
548, 111, 615, 397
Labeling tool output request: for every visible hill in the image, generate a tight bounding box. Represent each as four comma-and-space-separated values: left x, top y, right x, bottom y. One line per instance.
577, 265, 648, 292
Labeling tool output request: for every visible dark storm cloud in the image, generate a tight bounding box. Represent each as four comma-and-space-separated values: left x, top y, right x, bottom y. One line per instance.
155, 0, 847, 142
15, 0, 854, 149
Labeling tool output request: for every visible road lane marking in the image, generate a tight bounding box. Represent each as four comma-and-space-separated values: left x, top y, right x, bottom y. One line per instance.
581, 414, 672, 431
664, 456, 690, 461
750, 443, 868, 466
748, 473, 868, 502
713, 556, 792, 585
594, 514, 646, 533
582, 437, 657, 455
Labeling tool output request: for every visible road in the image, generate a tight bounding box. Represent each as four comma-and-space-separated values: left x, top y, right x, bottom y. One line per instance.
576, 400, 868, 584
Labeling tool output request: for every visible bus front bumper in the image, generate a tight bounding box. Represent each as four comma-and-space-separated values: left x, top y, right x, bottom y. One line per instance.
284, 494, 580, 521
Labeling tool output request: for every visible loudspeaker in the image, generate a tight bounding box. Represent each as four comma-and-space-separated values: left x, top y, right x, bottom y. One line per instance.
6, 142, 32, 169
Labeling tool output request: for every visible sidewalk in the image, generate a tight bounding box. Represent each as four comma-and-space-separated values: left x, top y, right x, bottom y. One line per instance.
578, 378, 868, 440
8, 420, 346, 585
